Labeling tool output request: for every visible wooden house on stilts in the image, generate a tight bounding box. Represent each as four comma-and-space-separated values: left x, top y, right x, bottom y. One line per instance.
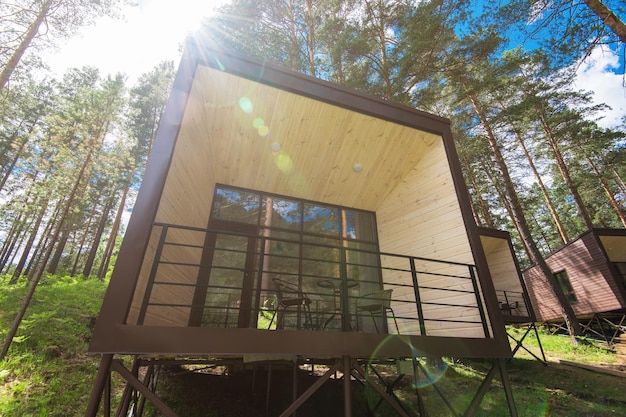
85, 37, 519, 417
479, 228, 546, 362
523, 228, 626, 345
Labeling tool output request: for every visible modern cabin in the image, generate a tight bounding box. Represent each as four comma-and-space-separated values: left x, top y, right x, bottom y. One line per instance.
479, 227, 547, 362
523, 228, 626, 343
479, 228, 534, 324
86, 37, 516, 417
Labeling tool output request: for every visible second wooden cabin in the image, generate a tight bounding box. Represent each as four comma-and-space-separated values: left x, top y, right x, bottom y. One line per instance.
523, 228, 626, 341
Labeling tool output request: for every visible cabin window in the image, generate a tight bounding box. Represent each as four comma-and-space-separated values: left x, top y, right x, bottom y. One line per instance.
554, 270, 577, 303
191, 185, 381, 329
210, 186, 377, 241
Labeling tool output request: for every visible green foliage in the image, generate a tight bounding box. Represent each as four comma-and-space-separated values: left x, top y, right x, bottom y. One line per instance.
508, 326, 617, 364
0, 276, 107, 417
1, 282, 625, 416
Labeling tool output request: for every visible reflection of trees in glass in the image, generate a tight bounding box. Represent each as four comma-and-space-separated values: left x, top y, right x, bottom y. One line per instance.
202, 234, 250, 328
207, 185, 381, 327
212, 188, 260, 223
264, 197, 301, 229
304, 204, 340, 235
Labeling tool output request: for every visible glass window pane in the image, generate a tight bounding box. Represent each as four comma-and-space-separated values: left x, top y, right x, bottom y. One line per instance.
303, 203, 340, 236
554, 270, 577, 303
212, 188, 260, 223
262, 196, 301, 230
345, 210, 377, 242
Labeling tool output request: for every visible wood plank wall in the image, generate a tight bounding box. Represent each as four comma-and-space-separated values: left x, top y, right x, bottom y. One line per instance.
524, 232, 624, 322
376, 140, 488, 338
480, 234, 530, 319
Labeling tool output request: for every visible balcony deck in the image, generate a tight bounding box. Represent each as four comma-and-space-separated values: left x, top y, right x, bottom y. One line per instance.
131, 223, 491, 341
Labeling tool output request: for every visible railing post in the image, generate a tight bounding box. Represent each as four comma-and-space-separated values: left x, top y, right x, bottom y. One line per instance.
137, 225, 168, 325
252, 236, 266, 328
469, 266, 491, 338
503, 290, 510, 308
340, 247, 350, 331
409, 257, 427, 335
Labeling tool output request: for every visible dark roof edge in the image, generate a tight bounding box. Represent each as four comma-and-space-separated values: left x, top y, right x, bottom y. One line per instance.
184, 34, 451, 136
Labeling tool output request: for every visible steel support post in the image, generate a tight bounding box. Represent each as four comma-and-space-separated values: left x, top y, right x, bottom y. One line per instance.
85, 354, 114, 417
343, 356, 352, 417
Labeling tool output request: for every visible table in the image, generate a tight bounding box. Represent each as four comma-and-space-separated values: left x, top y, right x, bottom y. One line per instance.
317, 279, 359, 331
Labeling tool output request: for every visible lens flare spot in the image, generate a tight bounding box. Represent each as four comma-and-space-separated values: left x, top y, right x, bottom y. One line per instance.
252, 117, 264, 129
258, 125, 270, 137
411, 358, 448, 388
353, 163, 362, 173
238, 97, 253, 113
274, 152, 293, 173
271, 142, 281, 152
363, 336, 450, 397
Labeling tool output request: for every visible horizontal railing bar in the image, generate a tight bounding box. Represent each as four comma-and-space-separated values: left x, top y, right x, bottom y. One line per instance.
140, 222, 489, 337
162, 241, 205, 250
153, 222, 477, 269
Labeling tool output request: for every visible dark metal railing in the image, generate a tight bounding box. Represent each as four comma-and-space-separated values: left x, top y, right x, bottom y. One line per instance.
494, 290, 530, 317
137, 223, 492, 338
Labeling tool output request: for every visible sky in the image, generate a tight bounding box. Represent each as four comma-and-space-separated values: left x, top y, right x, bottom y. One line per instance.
43, 0, 225, 83
42, 0, 625, 129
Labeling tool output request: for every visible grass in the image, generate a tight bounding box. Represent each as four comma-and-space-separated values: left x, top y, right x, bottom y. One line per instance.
0, 276, 624, 416
0, 275, 108, 417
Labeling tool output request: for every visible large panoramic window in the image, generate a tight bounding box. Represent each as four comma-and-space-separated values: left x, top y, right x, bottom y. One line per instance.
196, 185, 381, 330
210, 185, 378, 245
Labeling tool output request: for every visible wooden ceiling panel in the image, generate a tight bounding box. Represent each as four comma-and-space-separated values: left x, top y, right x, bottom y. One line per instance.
171, 65, 441, 211
599, 235, 626, 262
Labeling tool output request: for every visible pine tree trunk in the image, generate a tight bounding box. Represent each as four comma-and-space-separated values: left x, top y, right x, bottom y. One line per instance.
70, 203, 99, 276
0, 126, 32, 192
459, 151, 496, 227
583, 0, 626, 43
10, 202, 48, 284
0, 221, 19, 269
480, 159, 534, 257
97, 184, 129, 279
5, 224, 29, 275
26, 202, 62, 280
0, 0, 54, 93
0, 216, 25, 273
464, 83, 582, 338
304, 0, 316, 76
46, 227, 70, 274
83, 199, 113, 277
584, 153, 626, 227
537, 111, 595, 230
511, 125, 569, 243
612, 167, 626, 194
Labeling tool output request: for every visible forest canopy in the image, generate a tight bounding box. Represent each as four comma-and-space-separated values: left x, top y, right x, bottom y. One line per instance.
0, 0, 624, 287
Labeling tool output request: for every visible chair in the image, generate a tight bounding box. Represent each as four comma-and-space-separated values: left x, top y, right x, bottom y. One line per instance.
268, 277, 315, 330
500, 301, 519, 315
357, 289, 399, 333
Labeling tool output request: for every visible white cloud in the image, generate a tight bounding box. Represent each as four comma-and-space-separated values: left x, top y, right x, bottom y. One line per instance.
573, 46, 625, 129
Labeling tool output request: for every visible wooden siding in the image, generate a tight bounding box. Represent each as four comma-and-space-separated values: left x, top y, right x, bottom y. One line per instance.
127, 225, 206, 326
480, 235, 521, 292
524, 231, 625, 322
127, 66, 490, 338
160, 65, 440, 213
376, 141, 488, 338
480, 233, 531, 319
